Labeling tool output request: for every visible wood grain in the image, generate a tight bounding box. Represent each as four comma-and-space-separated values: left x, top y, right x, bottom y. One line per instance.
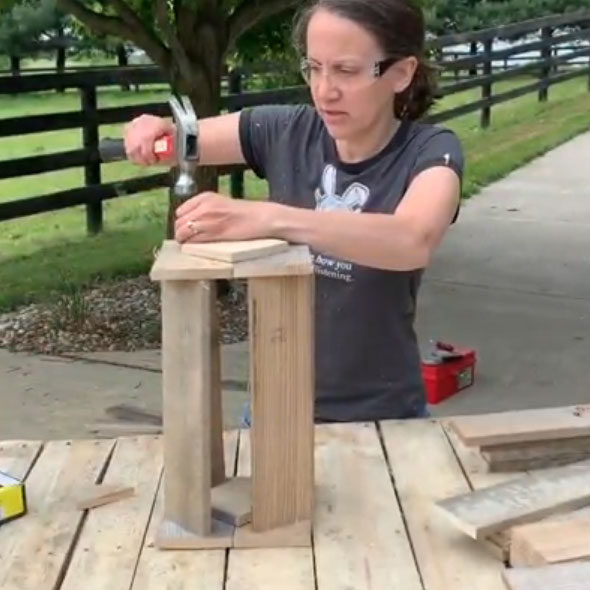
382, 419, 507, 590
61, 437, 162, 589
249, 275, 314, 532
0, 440, 114, 590
435, 459, 590, 539
182, 239, 288, 263
0, 441, 42, 480
449, 405, 590, 447
161, 280, 213, 535
502, 561, 590, 590
314, 423, 423, 590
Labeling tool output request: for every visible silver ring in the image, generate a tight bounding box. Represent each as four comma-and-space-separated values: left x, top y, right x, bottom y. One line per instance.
187, 220, 200, 234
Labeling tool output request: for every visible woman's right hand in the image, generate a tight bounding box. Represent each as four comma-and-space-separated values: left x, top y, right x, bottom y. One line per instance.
123, 114, 176, 166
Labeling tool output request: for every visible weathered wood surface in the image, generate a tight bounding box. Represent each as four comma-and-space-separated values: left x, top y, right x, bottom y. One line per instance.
0, 418, 533, 589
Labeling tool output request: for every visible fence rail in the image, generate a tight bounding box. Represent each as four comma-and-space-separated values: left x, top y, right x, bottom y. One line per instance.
1, 10, 589, 233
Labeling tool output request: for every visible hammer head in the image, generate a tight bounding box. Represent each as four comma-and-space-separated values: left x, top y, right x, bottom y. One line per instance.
168, 94, 199, 163
168, 94, 199, 199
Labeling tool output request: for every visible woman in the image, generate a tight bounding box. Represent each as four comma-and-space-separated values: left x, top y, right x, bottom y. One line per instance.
124, 0, 464, 423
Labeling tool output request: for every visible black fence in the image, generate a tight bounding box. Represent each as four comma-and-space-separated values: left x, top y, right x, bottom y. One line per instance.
1, 10, 589, 234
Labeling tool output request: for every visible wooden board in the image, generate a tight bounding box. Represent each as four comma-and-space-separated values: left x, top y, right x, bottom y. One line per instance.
75, 484, 135, 510
150, 240, 232, 281
249, 275, 314, 532
502, 561, 590, 590
449, 405, 590, 447
131, 429, 239, 589
0, 439, 114, 590
232, 245, 313, 279
182, 239, 288, 262
226, 429, 315, 590
160, 280, 213, 535
61, 437, 162, 589
482, 436, 590, 472
510, 511, 590, 566
443, 422, 529, 560
314, 423, 422, 590
382, 419, 507, 590
435, 459, 590, 540
0, 441, 42, 480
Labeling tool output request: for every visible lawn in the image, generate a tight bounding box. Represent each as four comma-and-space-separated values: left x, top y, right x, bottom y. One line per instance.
0, 71, 589, 311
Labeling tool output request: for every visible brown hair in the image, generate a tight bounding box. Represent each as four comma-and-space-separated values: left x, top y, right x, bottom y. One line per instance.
293, 0, 438, 120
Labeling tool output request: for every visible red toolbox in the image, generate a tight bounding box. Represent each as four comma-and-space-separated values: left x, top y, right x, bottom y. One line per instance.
421, 340, 476, 404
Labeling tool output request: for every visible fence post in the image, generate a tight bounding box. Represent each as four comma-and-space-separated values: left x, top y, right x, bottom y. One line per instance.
481, 38, 493, 128
81, 85, 103, 234
539, 26, 553, 102
229, 68, 245, 199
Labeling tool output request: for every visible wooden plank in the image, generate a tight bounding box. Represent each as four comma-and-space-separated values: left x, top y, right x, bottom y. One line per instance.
0, 441, 42, 480
160, 279, 213, 536
449, 405, 590, 447
60, 436, 162, 589
444, 422, 527, 560
150, 241, 233, 282
131, 430, 239, 589
381, 419, 510, 590
434, 458, 590, 540
226, 429, 315, 590
249, 275, 314, 532
313, 423, 422, 590
182, 239, 289, 263
233, 245, 313, 279
510, 511, 590, 567
0, 439, 114, 590
502, 561, 590, 590
482, 437, 590, 472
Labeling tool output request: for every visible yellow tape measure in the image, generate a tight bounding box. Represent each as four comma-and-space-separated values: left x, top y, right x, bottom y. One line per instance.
0, 471, 27, 526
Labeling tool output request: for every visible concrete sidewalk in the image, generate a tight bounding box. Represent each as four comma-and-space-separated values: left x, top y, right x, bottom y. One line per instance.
1, 131, 589, 439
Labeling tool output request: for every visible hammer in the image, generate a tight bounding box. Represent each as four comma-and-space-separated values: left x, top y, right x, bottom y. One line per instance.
99, 93, 200, 201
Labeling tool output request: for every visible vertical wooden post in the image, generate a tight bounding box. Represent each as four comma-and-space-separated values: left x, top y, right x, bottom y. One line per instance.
481, 38, 493, 129
539, 26, 553, 103
248, 274, 314, 532
80, 85, 102, 235
161, 280, 212, 535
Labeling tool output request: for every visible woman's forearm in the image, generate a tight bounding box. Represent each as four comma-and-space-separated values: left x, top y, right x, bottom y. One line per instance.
268, 204, 430, 271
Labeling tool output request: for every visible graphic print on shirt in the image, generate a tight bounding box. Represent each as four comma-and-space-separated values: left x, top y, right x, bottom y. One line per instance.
313, 164, 370, 282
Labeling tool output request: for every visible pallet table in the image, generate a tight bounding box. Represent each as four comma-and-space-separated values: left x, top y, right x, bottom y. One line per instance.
0, 418, 521, 590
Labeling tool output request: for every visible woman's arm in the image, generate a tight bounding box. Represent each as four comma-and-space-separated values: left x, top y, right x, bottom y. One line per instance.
124, 111, 245, 167
175, 165, 460, 272
270, 166, 460, 271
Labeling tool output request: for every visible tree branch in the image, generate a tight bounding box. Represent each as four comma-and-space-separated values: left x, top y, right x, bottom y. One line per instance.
57, 0, 172, 72
227, 0, 299, 50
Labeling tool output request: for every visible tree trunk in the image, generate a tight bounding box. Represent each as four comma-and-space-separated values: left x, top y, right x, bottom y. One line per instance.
10, 56, 20, 77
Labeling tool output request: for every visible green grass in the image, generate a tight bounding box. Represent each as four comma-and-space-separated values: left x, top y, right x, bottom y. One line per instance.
1, 73, 589, 311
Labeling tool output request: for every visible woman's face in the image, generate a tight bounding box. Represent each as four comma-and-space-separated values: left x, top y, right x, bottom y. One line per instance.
305, 8, 416, 140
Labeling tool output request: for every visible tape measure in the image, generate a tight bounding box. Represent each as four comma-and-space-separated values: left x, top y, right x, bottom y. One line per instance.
0, 471, 27, 526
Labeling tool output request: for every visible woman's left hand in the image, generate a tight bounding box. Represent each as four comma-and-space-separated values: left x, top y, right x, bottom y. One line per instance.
174, 192, 276, 243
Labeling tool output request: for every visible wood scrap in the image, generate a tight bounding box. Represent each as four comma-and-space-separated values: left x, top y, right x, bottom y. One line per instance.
481, 436, 590, 472
501, 560, 590, 590
510, 508, 590, 566
181, 238, 288, 263
449, 404, 590, 447
434, 458, 590, 539
76, 484, 135, 510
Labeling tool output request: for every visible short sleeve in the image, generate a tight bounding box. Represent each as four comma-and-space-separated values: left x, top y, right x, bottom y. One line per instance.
409, 128, 464, 185
409, 127, 464, 223
238, 104, 302, 179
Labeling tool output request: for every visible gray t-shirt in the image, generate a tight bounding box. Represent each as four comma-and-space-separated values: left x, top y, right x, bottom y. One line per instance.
239, 104, 464, 422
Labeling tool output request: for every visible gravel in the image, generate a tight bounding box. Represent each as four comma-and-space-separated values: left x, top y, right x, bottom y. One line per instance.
0, 276, 248, 355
